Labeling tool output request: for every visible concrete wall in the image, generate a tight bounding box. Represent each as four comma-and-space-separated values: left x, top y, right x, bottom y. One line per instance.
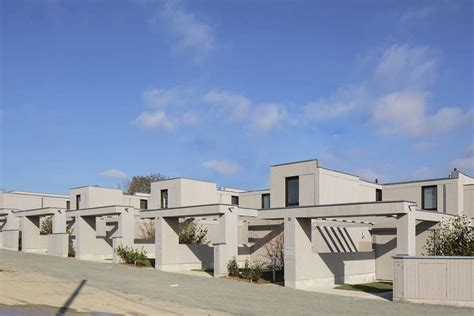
394, 256, 474, 304
0, 191, 69, 210
270, 160, 319, 208
151, 178, 218, 209
463, 184, 474, 218
239, 190, 270, 209
382, 179, 459, 214
373, 222, 434, 280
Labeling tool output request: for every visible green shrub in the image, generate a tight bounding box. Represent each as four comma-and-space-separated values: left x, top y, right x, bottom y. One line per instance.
227, 257, 239, 277
241, 259, 251, 280
115, 245, 151, 267
250, 261, 263, 282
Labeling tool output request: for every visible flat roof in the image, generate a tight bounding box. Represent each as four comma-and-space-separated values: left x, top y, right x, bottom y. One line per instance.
271, 158, 318, 167
5, 190, 69, 199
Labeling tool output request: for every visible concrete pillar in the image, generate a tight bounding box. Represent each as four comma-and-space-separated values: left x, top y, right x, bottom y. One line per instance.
96, 218, 107, 237
52, 211, 67, 234
397, 212, 416, 256
2, 212, 20, 251
213, 209, 238, 277
113, 209, 135, 263
22, 216, 42, 253
240, 220, 249, 244
155, 216, 179, 271
284, 216, 315, 289
75, 216, 97, 260
48, 211, 68, 257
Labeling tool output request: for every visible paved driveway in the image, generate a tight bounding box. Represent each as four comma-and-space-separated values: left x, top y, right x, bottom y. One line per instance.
0, 250, 472, 315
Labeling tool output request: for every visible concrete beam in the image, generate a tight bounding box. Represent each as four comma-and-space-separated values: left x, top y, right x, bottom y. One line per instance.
396, 212, 416, 256
259, 201, 415, 220
413, 210, 454, 222
213, 209, 238, 277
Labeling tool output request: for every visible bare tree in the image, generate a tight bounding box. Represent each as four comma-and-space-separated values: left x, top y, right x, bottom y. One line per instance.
139, 219, 155, 240
263, 233, 284, 270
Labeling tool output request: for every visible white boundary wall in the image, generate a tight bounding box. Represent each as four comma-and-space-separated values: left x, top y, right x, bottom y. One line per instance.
393, 256, 474, 306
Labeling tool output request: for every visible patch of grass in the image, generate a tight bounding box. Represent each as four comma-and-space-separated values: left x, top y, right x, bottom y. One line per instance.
334, 281, 392, 293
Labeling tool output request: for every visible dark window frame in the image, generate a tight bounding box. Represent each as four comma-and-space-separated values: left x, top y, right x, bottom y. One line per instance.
66, 201, 70, 210
285, 176, 299, 207
376, 189, 382, 202
231, 195, 239, 206
76, 194, 81, 210
261, 193, 270, 209
161, 189, 168, 209
140, 199, 148, 210
422, 185, 437, 211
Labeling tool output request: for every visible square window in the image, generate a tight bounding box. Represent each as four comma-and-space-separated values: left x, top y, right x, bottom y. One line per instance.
422, 186, 437, 211
161, 190, 168, 209
231, 195, 239, 206
285, 176, 299, 207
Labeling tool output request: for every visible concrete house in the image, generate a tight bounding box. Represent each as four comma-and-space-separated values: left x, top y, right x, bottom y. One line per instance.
1, 159, 473, 292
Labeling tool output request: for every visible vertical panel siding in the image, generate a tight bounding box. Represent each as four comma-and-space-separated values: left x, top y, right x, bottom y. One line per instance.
394, 257, 474, 302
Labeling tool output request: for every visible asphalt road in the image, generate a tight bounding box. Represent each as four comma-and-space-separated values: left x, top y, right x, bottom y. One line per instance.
0, 250, 472, 315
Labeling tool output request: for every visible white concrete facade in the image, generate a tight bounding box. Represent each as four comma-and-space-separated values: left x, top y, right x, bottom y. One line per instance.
1, 158, 473, 291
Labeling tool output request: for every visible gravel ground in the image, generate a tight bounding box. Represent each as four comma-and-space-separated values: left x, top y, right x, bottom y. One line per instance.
0, 250, 472, 315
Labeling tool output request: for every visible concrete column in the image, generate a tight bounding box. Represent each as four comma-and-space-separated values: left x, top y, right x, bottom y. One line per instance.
52, 211, 67, 234
75, 216, 97, 260
213, 209, 238, 277
48, 211, 68, 257
1, 212, 20, 251
113, 209, 135, 263
155, 216, 179, 271
22, 216, 42, 253
96, 218, 107, 237
396, 212, 416, 256
284, 216, 315, 289
240, 220, 249, 244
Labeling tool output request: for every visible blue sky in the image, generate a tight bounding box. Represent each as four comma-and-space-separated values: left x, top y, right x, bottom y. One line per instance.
1, 0, 473, 194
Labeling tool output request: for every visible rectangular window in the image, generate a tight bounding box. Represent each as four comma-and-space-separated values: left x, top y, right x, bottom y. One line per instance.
161, 190, 168, 209
76, 195, 81, 210
140, 199, 148, 210
422, 186, 437, 211
285, 176, 299, 207
231, 195, 239, 206
66, 201, 70, 210
376, 189, 382, 202
261, 193, 270, 209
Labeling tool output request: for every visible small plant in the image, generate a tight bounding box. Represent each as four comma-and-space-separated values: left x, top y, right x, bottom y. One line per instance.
227, 257, 239, 277
115, 245, 151, 267
68, 241, 75, 257
250, 261, 263, 282
241, 259, 251, 280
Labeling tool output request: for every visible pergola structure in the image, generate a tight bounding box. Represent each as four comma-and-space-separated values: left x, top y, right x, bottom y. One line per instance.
67, 205, 135, 262
140, 204, 258, 277
14, 207, 68, 256
258, 200, 454, 289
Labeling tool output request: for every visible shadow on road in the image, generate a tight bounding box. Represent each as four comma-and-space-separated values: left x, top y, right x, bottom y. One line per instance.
56, 279, 87, 315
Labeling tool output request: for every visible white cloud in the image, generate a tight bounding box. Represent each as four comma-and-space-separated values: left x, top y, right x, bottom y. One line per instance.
100, 169, 128, 180
400, 7, 436, 23
302, 85, 369, 121
202, 160, 240, 175
202, 89, 251, 121
412, 140, 437, 151
158, 0, 215, 60
249, 103, 286, 133
452, 144, 474, 172
374, 44, 439, 89
133, 110, 198, 130
372, 91, 473, 137
143, 89, 180, 109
